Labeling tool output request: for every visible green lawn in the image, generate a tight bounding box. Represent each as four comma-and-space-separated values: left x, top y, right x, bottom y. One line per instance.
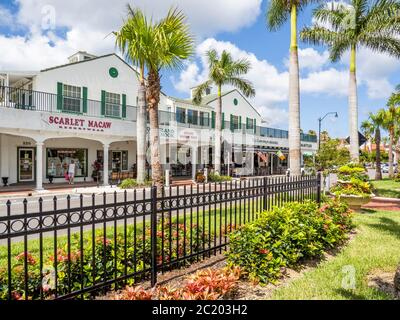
371, 179, 400, 198
269, 210, 400, 300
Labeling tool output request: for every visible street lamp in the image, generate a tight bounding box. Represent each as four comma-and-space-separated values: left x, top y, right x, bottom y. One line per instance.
318, 112, 338, 150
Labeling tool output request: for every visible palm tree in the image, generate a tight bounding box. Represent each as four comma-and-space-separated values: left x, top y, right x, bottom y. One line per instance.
192, 50, 255, 174
145, 8, 194, 189
114, 5, 148, 184
301, 0, 400, 163
369, 110, 386, 180
360, 120, 374, 152
382, 93, 400, 178
267, 0, 318, 175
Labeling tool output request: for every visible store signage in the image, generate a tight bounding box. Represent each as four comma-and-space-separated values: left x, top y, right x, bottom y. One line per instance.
48, 115, 112, 132
178, 129, 198, 142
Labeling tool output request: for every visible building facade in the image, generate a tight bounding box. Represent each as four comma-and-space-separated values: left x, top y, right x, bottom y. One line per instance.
0, 52, 317, 190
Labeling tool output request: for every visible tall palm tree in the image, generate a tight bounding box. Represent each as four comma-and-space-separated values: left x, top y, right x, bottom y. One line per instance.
382, 93, 400, 178
145, 8, 194, 189
192, 50, 255, 174
114, 5, 149, 184
301, 0, 400, 163
369, 110, 386, 180
267, 0, 318, 175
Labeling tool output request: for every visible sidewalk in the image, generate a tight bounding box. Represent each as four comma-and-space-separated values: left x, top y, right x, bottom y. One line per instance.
0, 184, 127, 201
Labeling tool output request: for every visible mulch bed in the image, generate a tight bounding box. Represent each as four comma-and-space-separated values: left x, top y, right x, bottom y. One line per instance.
100, 232, 357, 300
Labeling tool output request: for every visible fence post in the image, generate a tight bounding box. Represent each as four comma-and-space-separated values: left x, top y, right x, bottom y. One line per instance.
263, 176, 268, 210
316, 172, 322, 205
150, 185, 158, 287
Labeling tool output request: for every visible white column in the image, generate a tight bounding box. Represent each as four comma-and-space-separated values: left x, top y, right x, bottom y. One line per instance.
103, 143, 109, 186
192, 145, 197, 180
36, 141, 44, 190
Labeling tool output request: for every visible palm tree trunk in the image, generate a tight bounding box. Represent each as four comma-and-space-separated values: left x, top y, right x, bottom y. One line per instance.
389, 129, 394, 178
214, 85, 222, 174
146, 69, 163, 191
349, 45, 359, 162
375, 128, 382, 180
136, 73, 147, 184
288, 4, 301, 176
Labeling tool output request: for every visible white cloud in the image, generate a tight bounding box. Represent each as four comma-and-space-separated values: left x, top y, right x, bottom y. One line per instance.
172, 38, 353, 126
301, 68, 348, 96
285, 48, 330, 71
0, 0, 262, 71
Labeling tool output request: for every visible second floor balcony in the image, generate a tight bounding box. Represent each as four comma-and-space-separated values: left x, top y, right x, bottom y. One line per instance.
0, 85, 317, 143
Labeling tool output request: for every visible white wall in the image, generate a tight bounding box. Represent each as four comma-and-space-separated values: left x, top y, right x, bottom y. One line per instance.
0, 134, 137, 185
207, 90, 262, 126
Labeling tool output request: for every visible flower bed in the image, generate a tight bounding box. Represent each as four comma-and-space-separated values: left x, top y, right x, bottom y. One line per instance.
114, 267, 241, 300
0, 221, 210, 300
226, 199, 354, 284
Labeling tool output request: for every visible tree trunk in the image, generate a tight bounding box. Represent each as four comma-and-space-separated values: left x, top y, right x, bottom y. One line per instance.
288, 4, 301, 176
136, 80, 147, 184
146, 69, 163, 191
389, 129, 394, 178
349, 45, 359, 162
375, 128, 382, 180
214, 85, 222, 174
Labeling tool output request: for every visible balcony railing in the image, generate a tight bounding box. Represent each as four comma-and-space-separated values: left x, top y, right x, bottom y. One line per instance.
0, 85, 317, 143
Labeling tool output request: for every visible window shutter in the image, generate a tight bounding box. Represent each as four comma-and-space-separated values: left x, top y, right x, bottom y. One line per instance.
211, 111, 215, 128
122, 94, 127, 118
82, 87, 88, 113
246, 117, 249, 129
57, 82, 63, 110
239, 116, 242, 129
230, 114, 233, 131
254, 118, 257, 134
222, 112, 225, 129
101, 90, 106, 116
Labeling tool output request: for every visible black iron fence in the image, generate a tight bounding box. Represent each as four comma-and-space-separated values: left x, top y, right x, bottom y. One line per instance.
0, 174, 321, 300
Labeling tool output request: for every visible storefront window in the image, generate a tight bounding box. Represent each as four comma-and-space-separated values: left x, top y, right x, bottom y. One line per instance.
47, 148, 87, 177
96, 150, 129, 172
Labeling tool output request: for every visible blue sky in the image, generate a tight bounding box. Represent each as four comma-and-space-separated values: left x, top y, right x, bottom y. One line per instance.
0, 0, 398, 138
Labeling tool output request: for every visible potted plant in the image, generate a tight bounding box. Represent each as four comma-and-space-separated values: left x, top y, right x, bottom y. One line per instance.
330, 164, 374, 210
91, 160, 102, 182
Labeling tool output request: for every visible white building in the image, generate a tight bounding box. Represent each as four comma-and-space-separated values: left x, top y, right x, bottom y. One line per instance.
0, 51, 317, 190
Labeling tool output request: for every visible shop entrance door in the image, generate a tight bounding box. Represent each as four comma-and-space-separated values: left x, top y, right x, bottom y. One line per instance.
18, 148, 35, 182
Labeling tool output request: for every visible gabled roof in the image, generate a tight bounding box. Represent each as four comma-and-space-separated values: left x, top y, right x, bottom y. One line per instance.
40, 53, 168, 97
40, 53, 140, 74
201, 89, 262, 117
169, 96, 211, 109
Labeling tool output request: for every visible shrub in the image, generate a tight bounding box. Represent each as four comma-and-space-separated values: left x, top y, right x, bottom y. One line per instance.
337, 164, 368, 182
226, 199, 354, 284
119, 178, 151, 189
330, 178, 373, 197
208, 172, 232, 182
331, 163, 372, 198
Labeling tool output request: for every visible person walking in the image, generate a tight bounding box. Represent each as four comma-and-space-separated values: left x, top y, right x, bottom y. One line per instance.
68, 160, 76, 185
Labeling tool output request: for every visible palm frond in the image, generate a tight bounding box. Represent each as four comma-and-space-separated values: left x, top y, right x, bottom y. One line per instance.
192, 80, 213, 105
226, 77, 256, 98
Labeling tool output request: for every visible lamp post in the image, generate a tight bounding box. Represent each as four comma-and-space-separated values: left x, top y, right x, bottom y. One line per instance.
318, 112, 338, 150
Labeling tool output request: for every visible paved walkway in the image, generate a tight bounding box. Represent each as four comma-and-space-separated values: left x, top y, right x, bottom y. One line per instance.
362, 197, 400, 211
